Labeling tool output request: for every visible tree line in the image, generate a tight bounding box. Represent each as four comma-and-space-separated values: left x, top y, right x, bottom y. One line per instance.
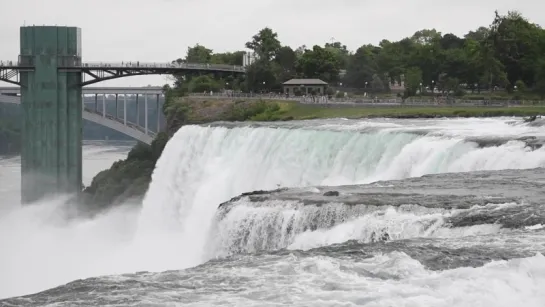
171, 11, 545, 98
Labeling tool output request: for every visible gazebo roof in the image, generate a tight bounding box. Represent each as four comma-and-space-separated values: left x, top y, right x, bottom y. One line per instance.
282, 78, 328, 85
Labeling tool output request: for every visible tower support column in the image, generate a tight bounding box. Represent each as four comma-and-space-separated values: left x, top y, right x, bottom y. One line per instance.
20, 26, 82, 203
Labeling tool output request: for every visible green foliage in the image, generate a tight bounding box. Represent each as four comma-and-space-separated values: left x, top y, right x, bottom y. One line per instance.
185, 44, 213, 63
82, 132, 170, 211
227, 101, 282, 121
83, 157, 155, 211
296, 45, 342, 83
404, 67, 423, 95
245, 27, 282, 61
127, 142, 153, 161
169, 11, 545, 99
188, 75, 222, 93
151, 132, 169, 161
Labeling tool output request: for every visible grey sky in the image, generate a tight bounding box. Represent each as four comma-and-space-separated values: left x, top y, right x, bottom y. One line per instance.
1, 0, 543, 86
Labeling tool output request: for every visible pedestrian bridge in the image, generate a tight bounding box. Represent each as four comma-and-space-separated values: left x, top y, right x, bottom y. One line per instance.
0, 87, 163, 144
0, 61, 246, 86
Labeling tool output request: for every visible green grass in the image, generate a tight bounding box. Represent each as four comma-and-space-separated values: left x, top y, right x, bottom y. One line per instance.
265, 101, 545, 120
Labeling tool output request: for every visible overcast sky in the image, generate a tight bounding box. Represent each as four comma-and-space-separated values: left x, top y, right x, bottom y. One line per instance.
1, 0, 543, 87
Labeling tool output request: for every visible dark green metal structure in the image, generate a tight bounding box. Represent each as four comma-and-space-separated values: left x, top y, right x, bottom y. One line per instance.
19, 26, 82, 203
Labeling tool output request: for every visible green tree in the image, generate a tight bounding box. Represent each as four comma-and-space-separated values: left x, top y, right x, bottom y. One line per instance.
343, 45, 379, 88
185, 44, 213, 63
325, 41, 350, 69
274, 46, 298, 81
296, 45, 342, 83
245, 60, 278, 91
245, 27, 281, 61
404, 67, 423, 96
188, 75, 222, 93
211, 51, 245, 65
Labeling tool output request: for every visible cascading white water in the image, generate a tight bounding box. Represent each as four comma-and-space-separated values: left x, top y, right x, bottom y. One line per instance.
137, 119, 545, 266
207, 201, 509, 257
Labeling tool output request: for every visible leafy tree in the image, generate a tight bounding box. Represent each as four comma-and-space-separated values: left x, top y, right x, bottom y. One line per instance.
274, 46, 298, 81
211, 51, 245, 65
404, 67, 423, 96
188, 75, 222, 93
296, 45, 342, 83
343, 45, 379, 88
245, 27, 281, 61
325, 41, 350, 69
185, 44, 213, 63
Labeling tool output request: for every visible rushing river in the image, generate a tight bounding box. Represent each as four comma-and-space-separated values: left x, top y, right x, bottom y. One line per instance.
1, 118, 545, 306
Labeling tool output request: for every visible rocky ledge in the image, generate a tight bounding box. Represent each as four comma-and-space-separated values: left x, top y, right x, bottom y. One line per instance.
218, 168, 545, 229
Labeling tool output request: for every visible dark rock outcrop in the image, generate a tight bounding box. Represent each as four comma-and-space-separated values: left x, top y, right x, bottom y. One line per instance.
323, 191, 339, 196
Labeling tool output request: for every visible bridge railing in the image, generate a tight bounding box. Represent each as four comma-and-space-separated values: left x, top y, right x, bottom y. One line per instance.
78, 61, 246, 72
1, 59, 247, 72
0, 60, 19, 67
186, 93, 545, 107
187, 92, 300, 101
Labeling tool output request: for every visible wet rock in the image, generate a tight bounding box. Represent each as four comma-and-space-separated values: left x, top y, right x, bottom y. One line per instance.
323, 191, 339, 196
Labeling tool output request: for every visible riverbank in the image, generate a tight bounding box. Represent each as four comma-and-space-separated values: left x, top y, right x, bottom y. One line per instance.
165, 97, 545, 131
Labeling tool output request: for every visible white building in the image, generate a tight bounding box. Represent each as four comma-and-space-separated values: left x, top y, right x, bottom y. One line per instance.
243, 51, 258, 66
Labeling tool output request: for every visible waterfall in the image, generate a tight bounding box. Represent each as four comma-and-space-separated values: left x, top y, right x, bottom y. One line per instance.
137, 119, 545, 266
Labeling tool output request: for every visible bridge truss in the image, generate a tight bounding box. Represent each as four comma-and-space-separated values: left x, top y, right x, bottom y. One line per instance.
0, 61, 246, 86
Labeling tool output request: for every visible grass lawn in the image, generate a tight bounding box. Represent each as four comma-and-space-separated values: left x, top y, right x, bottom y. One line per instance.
272, 101, 545, 120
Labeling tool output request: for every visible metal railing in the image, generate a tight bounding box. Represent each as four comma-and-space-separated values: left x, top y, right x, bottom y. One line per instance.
0, 59, 246, 72
0, 60, 19, 67
79, 62, 246, 72
186, 92, 545, 107
187, 92, 300, 101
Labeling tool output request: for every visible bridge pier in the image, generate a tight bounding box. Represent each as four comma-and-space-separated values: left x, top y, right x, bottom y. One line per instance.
123, 94, 127, 125
156, 94, 160, 132
102, 94, 106, 118
136, 94, 140, 126
115, 94, 118, 118
20, 26, 83, 203
144, 94, 149, 134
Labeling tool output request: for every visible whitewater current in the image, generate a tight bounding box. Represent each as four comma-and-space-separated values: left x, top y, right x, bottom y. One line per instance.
1, 117, 545, 306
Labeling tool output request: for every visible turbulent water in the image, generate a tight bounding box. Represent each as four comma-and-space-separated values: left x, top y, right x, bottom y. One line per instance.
1, 118, 545, 306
